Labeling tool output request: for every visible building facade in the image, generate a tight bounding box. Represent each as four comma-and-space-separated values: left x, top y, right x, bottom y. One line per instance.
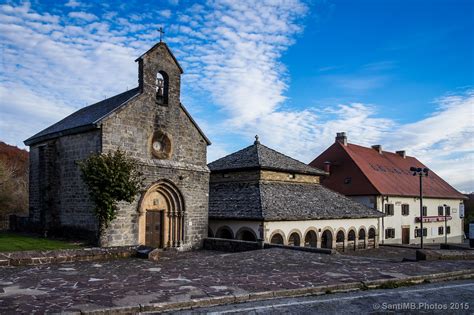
310, 132, 466, 245
24, 42, 211, 249
208, 138, 383, 251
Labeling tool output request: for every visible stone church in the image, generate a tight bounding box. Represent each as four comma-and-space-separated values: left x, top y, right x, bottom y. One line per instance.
24, 42, 211, 249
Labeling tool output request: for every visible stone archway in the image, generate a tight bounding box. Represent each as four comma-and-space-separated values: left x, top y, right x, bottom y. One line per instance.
321, 230, 333, 249
138, 180, 185, 248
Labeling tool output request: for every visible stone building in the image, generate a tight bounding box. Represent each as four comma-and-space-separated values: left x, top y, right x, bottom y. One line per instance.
208, 137, 383, 251
310, 132, 466, 245
24, 42, 211, 249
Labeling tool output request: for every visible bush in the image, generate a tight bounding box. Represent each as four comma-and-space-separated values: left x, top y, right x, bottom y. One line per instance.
79, 149, 143, 238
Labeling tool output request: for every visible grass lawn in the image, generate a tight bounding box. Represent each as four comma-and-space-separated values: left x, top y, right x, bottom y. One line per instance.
0, 232, 82, 252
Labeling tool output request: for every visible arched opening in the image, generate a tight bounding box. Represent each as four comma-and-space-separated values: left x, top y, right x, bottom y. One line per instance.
368, 227, 376, 249
216, 227, 233, 239
208, 227, 214, 238
358, 229, 366, 249
321, 230, 333, 249
236, 228, 257, 242
155, 71, 169, 105
336, 230, 345, 251
347, 230, 356, 250
270, 233, 284, 245
304, 230, 317, 247
138, 180, 184, 248
288, 232, 301, 246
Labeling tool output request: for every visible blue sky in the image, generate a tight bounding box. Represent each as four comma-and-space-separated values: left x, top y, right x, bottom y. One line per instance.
0, 0, 473, 192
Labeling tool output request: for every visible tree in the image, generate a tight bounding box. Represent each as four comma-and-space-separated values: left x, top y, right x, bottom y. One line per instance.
79, 149, 143, 240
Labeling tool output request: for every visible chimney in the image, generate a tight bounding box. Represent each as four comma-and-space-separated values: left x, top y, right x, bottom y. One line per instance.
371, 145, 383, 154
335, 132, 347, 146
396, 150, 406, 159
324, 161, 331, 174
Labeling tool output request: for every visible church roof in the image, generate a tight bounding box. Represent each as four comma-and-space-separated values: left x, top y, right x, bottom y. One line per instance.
24, 88, 140, 146
208, 141, 326, 176
209, 181, 383, 221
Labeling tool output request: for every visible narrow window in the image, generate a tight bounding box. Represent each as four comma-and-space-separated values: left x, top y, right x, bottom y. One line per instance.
422, 206, 427, 217
438, 206, 444, 216
384, 204, 394, 216
155, 71, 169, 105
385, 228, 395, 239
445, 206, 451, 216
446, 226, 451, 234
402, 204, 409, 216
438, 226, 444, 235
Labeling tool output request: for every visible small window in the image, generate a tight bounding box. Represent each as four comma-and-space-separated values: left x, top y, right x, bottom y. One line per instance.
445, 206, 451, 216
288, 174, 295, 179
384, 204, 394, 216
385, 228, 395, 239
447, 226, 451, 234
438, 226, 444, 235
401, 204, 409, 216
438, 206, 444, 216
422, 206, 428, 217
415, 228, 427, 237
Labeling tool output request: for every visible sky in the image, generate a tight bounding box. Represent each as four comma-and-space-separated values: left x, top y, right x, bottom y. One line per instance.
0, 0, 473, 192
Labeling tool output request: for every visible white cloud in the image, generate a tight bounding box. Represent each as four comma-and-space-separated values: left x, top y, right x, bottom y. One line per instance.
68, 11, 97, 21
65, 0, 82, 8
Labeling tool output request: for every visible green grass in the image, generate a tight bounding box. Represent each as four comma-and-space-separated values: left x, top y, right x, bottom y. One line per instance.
0, 232, 81, 252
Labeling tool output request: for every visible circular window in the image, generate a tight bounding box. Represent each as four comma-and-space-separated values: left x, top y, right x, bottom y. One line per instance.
151, 130, 172, 159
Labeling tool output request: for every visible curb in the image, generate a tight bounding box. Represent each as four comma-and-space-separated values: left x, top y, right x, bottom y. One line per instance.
79, 269, 474, 314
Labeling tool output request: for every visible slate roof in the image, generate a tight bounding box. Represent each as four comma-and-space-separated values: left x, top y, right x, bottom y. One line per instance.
311, 141, 466, 199
209, 181, 383, 220
208, 141, 326, 176
24, 88, 140, 146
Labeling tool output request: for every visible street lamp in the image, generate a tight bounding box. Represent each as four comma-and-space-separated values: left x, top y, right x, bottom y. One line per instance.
410, 167, 429, 249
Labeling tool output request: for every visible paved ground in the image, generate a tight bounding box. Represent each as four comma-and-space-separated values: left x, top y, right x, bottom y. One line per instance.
174, 279, 474, 314
0, 248, 473, 314
341, 245, 419, 261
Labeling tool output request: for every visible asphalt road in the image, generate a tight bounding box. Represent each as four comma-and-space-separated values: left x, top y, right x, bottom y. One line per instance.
164, 279, 474, 314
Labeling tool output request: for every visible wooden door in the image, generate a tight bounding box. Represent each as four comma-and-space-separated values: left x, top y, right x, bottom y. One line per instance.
145, 211, 163, 248
402, 227, 410, 245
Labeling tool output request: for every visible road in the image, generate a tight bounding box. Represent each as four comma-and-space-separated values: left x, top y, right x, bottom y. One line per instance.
164, 279, 474, 314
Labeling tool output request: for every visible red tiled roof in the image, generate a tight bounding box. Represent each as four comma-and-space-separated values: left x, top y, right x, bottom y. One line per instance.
342, 143, 465, 199
311, 141, 465, 199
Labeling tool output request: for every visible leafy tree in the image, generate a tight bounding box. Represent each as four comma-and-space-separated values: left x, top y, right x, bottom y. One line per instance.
79, 149, 143, 239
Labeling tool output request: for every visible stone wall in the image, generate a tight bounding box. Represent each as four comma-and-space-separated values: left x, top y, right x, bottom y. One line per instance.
28, 130, 101, 236
203, 237, 262, 252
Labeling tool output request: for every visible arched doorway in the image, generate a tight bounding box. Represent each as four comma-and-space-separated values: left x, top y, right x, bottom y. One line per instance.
304, 230, 317, 247
216, 226, 234, 239
368, 228, 376, 248
138, 180, 184, 248
288, 232, 301, 246
236, 228, 257, 241
321, 230, 333, 249
347, 230, 356, 251
270, 233, 284, 244
336, 230, 345, 251
358, 229, 366, 249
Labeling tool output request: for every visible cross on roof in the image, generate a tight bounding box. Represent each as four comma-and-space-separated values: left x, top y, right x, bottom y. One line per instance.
158, 27, 165, 42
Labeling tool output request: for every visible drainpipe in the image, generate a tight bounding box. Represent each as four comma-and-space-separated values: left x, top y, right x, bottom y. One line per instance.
381, 195, 386, 245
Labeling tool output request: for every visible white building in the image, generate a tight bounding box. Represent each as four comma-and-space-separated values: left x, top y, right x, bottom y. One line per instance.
310, 132, 466, 245
208, 138, 383, 251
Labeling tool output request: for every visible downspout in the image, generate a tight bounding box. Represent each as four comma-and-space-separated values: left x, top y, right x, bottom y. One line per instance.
381, 195, 385, 245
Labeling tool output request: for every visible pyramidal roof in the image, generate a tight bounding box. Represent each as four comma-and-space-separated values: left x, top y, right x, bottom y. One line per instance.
208, 139, 326, 176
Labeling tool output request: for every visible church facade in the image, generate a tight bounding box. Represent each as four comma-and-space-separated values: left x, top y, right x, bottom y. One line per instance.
24, 42, 211, 249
